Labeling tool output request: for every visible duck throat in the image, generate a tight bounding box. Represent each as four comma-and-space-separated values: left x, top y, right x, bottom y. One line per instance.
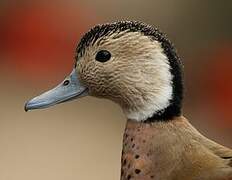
121, 120, 158, 180
121, 118, 181, 180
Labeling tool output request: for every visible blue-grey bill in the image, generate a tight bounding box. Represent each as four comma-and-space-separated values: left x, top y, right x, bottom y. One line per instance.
24, 69, 88, 111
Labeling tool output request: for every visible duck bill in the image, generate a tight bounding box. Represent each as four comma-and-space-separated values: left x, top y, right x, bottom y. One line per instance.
24, 69, 88, 111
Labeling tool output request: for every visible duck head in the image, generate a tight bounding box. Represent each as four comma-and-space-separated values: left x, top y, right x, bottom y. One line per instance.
25, 21, 183, 122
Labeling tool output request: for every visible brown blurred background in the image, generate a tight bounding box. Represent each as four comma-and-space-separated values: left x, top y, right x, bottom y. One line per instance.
0, 0, 232, 180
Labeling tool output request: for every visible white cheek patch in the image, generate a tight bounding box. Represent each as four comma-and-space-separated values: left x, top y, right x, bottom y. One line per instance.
123, 47, 173, 121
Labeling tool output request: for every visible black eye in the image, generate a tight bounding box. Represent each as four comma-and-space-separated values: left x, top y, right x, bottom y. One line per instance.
95, 50, 111, 62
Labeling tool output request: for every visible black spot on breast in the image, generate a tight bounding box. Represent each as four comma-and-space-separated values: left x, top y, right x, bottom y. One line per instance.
135, 169, 141, 174
123, 159, 127, 166
135, 155, 140, 159
221, 156, 232, 159
121, 170, 124, 176
127, 175, 131, 180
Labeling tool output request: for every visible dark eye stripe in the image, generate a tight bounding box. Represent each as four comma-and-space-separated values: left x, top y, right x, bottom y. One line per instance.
95, 50, 111, 62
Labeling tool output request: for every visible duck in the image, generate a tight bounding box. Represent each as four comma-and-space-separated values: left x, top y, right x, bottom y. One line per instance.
25, 21, 232, 180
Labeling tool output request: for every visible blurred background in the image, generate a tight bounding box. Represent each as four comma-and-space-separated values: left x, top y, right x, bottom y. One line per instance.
0, 0, 232, 179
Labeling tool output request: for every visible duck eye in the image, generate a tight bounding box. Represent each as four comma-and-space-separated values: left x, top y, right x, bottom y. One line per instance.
95, 50, 111, 62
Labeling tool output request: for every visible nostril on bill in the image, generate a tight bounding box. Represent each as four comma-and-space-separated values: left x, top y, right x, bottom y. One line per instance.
63, 80, 70, 86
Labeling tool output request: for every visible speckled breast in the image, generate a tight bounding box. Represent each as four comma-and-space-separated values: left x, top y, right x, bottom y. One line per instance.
121, 120, 157, 180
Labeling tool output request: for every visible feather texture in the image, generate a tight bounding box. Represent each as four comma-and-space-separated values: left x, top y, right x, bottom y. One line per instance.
121, 116, 232, 180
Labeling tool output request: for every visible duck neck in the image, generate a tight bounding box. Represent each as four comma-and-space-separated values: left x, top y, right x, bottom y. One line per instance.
120, 117, 182, 180
121, 119, 155, 180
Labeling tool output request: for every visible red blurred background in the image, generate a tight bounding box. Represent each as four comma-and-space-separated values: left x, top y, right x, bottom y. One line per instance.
0, 1, 231, 180
1, 2, 97, 84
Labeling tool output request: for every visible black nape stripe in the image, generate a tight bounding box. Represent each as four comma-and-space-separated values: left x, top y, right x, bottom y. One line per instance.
75, 20, 184, 122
